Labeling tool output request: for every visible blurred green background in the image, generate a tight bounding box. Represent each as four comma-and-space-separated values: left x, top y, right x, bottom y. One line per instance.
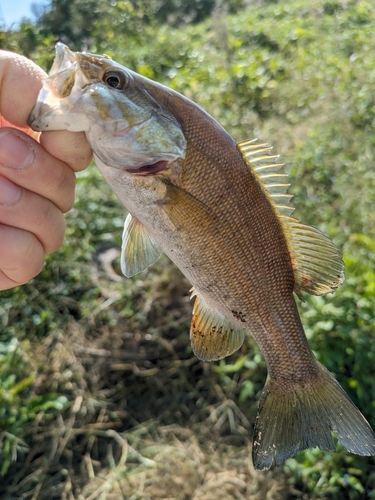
1, 0, 375, 498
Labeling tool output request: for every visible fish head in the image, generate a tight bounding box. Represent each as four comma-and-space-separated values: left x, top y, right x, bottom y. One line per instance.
28, 43, 187, 170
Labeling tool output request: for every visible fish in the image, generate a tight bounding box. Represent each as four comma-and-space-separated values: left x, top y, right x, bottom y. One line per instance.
28, 43, 375, 470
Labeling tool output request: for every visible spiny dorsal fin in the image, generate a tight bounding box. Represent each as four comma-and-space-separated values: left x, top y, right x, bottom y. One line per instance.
237, 139, 344, 296
190, 289, 245, 361
121, 213, 162, 278
238, 138, 293, 216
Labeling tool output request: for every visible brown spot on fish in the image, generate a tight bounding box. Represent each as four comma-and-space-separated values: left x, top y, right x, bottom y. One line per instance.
232, 310, 247, 323
300, 273, 315, 290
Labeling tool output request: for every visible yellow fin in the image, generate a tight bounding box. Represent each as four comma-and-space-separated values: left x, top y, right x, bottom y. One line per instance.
190, 289, 245, 361
237, 139, 344, 296
281, 216, 344, 296
237, 138, 293, 216
252, 363, 375, 470
121, 214, 161, 278
162, 178, 214, 222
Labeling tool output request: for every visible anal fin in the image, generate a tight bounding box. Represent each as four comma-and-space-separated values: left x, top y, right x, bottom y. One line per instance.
190, 289, 245, 361
121, 213, 162, 278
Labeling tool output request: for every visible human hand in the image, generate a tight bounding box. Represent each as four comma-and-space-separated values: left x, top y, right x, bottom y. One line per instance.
0, 51, 92, 290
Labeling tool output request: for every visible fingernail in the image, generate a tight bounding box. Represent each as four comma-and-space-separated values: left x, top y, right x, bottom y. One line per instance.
0, 130, 35, 170
0, 175, 21, 206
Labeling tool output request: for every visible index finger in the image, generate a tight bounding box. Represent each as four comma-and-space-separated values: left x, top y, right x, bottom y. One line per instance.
39, 129, 93, 173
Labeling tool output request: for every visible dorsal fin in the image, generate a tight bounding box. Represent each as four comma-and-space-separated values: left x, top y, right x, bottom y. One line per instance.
190, 289, 245, 361
238, 138, 293, 216
237, 139, 344, 296
281, 216, 344, 297
120, 213, 162, 278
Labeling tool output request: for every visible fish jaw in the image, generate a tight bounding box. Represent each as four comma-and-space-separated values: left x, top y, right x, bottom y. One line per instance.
28, 43, 92, 131
28, 43, 187, 170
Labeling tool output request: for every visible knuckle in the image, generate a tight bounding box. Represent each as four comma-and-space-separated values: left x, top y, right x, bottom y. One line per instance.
22, 241, 45, 279
44, 212, 66, 254
0, 227, 45, 284
50, 217, 66, 253
50, 165, 76, 213
44, 162, 76, 213
31, 199, 66, 254
34, 203, 50, 230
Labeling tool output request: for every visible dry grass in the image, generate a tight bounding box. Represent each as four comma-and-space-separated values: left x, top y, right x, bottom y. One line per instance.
0, 263, 288, 499
78, 428, 287, 500
4, 413, 287, 500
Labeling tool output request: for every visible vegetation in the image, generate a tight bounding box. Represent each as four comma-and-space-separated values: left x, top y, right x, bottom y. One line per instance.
1, 0, 375, 497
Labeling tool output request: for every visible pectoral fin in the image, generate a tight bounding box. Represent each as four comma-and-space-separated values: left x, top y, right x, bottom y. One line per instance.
190, 289, 245, 361
161, 179, 215, 227
121, 213, 162, 277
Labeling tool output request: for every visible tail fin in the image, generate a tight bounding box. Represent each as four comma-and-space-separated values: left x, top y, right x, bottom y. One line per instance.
252, 363, 375, 470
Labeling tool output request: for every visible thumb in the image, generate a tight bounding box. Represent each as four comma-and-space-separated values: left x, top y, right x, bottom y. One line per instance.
0, 50, 46, 129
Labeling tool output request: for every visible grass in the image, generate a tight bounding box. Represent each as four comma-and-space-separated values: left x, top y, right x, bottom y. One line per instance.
1, 0, 375, 498
0, 266, 277, 499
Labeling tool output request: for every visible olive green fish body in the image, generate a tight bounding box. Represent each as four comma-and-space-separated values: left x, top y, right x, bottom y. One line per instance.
28, 44, 375, 469
97, 89, 317, 383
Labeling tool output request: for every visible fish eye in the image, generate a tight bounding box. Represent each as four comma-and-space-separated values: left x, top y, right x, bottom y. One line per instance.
103, 70, 127, 90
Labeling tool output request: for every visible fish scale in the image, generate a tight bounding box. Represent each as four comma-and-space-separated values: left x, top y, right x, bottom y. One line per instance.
28, 43, 375, 470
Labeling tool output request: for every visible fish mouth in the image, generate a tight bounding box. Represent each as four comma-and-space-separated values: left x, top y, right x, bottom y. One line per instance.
47, 43, 106, 97
27, 43, 83, 130
43, 43, 78, 98
125, 160, 169, 176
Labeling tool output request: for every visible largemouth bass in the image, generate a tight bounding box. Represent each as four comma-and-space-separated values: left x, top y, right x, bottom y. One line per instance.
28, 43, 375, 470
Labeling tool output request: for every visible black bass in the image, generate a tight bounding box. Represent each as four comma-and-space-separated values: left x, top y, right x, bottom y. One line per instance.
28, 43, 375, 470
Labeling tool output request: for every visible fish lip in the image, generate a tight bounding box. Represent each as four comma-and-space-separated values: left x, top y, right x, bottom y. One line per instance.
124, 160, 169, 176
